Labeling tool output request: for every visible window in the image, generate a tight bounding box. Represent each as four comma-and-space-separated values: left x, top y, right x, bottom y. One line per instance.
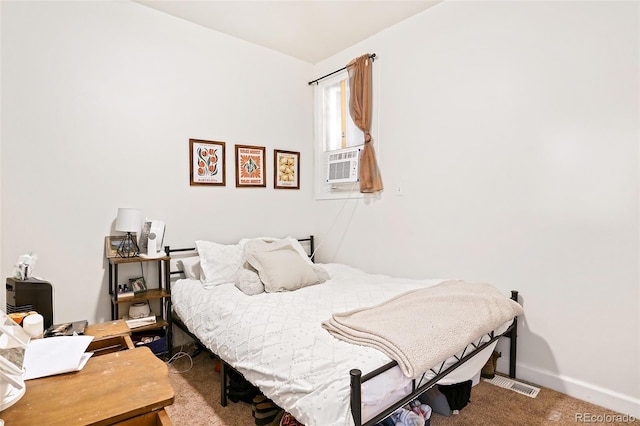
321, 78, 364, 152
314, 71, 377, 199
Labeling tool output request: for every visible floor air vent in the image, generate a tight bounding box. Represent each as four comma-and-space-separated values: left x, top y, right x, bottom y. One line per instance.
483, 376, 540, 398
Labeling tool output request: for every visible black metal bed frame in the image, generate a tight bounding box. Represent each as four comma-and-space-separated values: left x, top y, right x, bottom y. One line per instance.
350, 291, 518, 425
166, 236, 519, 426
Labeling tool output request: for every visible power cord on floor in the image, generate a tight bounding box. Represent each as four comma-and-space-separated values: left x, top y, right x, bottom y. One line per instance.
166, 344, 194, 374
310, 181, 359, 262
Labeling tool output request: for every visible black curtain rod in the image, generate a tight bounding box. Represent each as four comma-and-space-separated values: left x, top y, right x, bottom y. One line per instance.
307, 53, 377, 86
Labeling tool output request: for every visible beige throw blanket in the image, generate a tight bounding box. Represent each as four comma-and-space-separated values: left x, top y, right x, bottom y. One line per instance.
322, 280, 524, 378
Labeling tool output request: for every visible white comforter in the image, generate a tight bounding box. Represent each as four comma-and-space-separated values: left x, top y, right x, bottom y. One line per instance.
171, 263, 513, 426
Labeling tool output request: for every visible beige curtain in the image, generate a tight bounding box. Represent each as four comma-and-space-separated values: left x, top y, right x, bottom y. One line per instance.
347, 54, 383, 193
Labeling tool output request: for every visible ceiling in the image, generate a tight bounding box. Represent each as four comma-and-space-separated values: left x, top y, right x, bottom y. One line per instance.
134, 1, 441, 64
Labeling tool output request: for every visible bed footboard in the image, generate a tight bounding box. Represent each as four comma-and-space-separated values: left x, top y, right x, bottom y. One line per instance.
509, 290, 518, 379
350, 290, 520, 426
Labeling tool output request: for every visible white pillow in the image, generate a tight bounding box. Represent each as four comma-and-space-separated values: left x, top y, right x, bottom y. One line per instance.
195, 240, 243, 288
177, 256, 201, 280
285, 236, 313, 264
241, 238, 293, 260
311, 264, 330, 283
234, 268, 264, 295
239, 236, 312, 264
246, 247, 321, 292
233, 238, 291, 295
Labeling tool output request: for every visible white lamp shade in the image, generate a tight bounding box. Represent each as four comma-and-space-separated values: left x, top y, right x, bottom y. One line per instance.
115, 208, 142, 233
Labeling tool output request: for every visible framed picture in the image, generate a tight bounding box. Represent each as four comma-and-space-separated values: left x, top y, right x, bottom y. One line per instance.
139, 220, 165, 252
190, 139, 225, 186
274, 150, 300, 189
129, 277, 147, 294
105, 235, 137, 258
235, 145, 266, 187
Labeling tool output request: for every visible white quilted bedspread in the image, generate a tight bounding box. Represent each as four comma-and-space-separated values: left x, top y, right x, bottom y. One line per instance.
171, 263, 511, 426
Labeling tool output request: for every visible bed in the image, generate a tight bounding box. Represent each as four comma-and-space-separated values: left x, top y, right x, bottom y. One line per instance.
167, 236, 522, 426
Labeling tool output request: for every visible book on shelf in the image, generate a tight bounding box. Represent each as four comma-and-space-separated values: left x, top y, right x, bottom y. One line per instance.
125, 315, 156, 329
117, 290, 134, 300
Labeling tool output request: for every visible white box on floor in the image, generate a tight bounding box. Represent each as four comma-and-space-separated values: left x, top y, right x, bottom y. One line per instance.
472, 370, 481, 386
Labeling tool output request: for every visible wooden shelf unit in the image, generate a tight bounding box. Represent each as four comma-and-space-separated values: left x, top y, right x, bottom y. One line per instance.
112, 288, 171, 304
107, 252, 172, 355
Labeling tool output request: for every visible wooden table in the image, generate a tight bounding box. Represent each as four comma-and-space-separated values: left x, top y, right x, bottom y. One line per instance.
85, 320, 135, 356
85, 319, 131, 339
1, 347, 174, 425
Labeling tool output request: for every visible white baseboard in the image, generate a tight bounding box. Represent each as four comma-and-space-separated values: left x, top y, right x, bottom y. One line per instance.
510, 362, 640, 418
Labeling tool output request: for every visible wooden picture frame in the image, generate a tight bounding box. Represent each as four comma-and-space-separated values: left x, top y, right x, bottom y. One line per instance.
105, 235, 136, 259
274, 150, 300, 189
235, 145, 266, 187
129, 277, 147, 294
190, 139, 226, 186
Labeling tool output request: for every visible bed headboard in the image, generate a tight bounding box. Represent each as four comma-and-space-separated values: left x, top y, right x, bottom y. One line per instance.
166, 235, 315, 279
297, 236, 315, 262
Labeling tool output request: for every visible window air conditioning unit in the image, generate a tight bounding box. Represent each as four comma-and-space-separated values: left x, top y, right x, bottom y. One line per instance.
325, 146, 362, 184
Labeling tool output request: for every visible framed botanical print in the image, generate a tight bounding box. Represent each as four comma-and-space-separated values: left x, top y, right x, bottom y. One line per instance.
190, 139, 225, 186
235, 144, 266, 187
274, 150, 300, 189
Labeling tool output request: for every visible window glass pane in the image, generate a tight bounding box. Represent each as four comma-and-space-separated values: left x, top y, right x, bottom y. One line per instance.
322, 81, 341, 152
321, 77, 363, 152
345, 114, 362, 148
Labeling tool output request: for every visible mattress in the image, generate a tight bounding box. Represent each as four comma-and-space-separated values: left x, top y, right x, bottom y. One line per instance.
171, 263, 512, 426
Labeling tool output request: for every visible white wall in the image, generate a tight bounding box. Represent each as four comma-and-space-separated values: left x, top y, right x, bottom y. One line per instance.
311, 0, 639, 418
1, 1, 314, 323
2, 0, 638, 419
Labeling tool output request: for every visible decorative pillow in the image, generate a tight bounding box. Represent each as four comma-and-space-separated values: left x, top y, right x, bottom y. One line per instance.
177, 256, 201, 280
233, 239, 291, 295
284, 236, 313, 264
311, 264, 330, 283
241, 238, 293, 260
239, 236, 312, 264
195, 240, 243, 288
234, 268, 264, 296
246, 247, 321, 293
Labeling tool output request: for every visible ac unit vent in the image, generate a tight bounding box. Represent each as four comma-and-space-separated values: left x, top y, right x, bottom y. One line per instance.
325, 146, 362, 184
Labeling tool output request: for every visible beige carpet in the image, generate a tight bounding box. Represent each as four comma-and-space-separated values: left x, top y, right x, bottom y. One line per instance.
165, 350, 636, 426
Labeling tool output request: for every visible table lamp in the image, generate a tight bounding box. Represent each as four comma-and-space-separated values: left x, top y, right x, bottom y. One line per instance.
115, 208, 142, 258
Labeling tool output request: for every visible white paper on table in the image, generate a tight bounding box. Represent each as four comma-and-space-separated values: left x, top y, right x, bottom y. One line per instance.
23, 335, 95, 380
